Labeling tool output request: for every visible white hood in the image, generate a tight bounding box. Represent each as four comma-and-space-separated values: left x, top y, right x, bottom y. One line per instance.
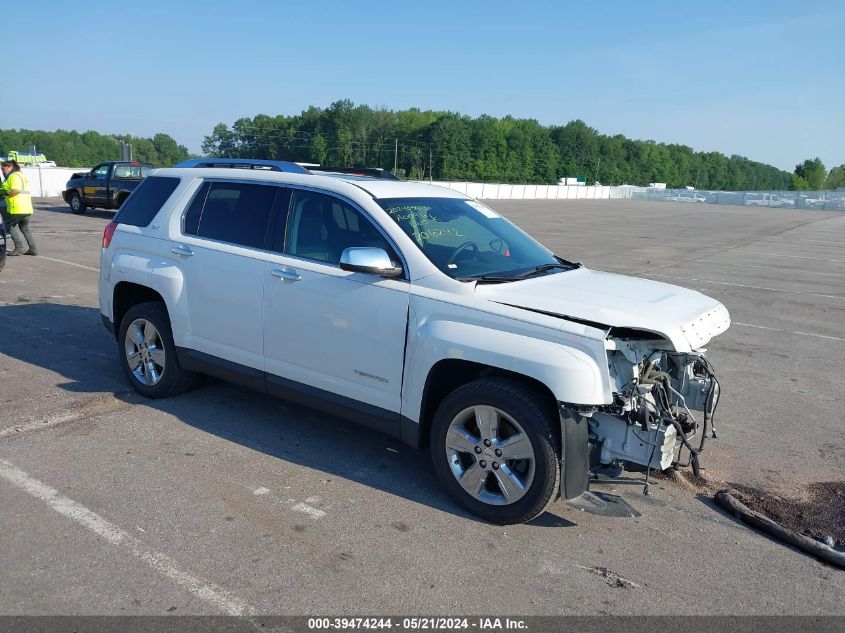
475, 267, 730, 351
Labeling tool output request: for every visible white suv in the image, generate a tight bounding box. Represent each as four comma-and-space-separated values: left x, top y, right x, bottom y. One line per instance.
99, 167, 730, 524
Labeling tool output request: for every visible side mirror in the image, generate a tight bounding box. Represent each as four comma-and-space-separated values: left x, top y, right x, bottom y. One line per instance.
340, 247, 403, 278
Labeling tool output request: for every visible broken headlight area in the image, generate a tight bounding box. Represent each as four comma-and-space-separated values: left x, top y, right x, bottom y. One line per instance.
588, 334, 721, 480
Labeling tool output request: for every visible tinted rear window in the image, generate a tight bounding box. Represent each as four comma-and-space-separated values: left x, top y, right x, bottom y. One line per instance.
186, 181, 279, 249
113, 176, 180, 227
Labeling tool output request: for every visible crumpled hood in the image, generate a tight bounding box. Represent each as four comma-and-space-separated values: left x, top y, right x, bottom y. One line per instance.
475, 267, 730, 351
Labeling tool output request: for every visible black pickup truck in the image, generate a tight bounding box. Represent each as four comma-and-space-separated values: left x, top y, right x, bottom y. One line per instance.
63, 161, 153, 214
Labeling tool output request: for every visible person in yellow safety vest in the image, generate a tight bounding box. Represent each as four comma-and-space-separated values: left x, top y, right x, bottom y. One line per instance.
0, 160, 38, 256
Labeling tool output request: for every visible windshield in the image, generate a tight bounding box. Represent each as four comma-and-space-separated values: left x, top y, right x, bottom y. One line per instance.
376, 197, 565, 280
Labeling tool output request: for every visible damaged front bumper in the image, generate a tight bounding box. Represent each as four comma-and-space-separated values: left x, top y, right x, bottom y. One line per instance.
581, 337, 721, 478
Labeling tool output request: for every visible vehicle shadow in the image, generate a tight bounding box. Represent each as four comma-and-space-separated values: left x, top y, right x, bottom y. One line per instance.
0, 302, 575, 527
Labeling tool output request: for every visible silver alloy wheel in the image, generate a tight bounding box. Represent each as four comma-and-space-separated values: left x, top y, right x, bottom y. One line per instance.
70, 196, 80, 211
444, 405, 536, 506
124, 318, 166, 386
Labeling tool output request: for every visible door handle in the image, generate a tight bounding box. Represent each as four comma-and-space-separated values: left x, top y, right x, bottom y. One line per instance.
170, 246, 194, 257
271, 267, 301, 282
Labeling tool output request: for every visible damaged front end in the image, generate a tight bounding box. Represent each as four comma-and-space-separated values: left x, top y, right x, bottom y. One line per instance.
588, 332, 721, 480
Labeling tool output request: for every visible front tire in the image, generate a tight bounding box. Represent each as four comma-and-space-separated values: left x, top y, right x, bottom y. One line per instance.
118, 302, 195, 398
430, 378, 560, 524
69, 192, 86, 214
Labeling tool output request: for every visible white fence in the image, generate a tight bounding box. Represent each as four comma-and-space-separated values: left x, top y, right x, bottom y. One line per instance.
635, 187, 845, 211
424, 181, 845, 210
20, 166, 84, 198
23, 170, 841, 210
24, 170, 639, 201
424, 181, 636, 200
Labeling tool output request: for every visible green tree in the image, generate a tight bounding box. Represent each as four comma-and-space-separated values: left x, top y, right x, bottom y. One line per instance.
825, 165, 845, 190
191, 100, 794, 188
151, 133, 189, 165
201, 123, 237, 157
431, 113, 472, 180
789, 174, 809, 190
310, 134, 328, 164
0, 128, 189, 166
794, 158, 826, 190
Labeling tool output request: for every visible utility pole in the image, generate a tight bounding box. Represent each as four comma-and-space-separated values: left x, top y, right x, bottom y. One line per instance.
429, 146, 433, 183
594, 157, 601, 185
394, 138, 398, 173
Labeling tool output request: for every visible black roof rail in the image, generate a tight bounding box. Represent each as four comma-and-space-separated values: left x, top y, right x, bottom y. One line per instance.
174, 158, 309, 174
306, 165, 401, 180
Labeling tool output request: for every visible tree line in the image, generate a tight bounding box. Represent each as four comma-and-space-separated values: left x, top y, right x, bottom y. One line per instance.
4, 103, 842, 191
792, 158, 845, 191
202, 99, 838, 190
0, 128, 190, 167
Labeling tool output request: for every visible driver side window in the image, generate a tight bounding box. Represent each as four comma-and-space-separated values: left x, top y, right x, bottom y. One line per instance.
284, 190, 395, 265
93, 165, 109, 179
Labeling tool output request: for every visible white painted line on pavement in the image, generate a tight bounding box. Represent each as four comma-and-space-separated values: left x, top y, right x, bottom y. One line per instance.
792, 331, 845, 341
253, 487, 270, 496
649, 274, 845, 301
291, 502, 326, 520
33, 255, 99, 272
733, 322, 845, 342
0, 459, 255, 616
732, 322, 778, 332
733, 263, 845, 278
731, 251, 845, 264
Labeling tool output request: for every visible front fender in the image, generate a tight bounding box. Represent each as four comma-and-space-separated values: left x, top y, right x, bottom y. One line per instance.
402, 303, 611, 425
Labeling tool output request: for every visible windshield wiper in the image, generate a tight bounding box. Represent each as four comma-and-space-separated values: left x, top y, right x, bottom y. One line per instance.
454, 274, 522, 284
454, 258, 582, 284
513, 259, 581, 279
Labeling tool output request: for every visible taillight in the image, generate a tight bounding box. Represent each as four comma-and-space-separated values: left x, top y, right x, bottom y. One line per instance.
102, 222, 118, 248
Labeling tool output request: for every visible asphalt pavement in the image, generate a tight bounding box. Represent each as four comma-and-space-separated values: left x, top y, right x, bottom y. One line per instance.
0, 197, 842, 616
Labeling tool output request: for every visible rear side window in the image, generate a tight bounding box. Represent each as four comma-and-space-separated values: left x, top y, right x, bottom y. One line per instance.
184, 181, 279, 249
113, 176, 180, 227
113, 164, 153, 178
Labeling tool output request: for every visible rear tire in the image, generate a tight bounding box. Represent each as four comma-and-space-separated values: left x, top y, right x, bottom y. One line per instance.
118, 302, 195, 398
429, 377, 560, 524
69, 192, 86, 215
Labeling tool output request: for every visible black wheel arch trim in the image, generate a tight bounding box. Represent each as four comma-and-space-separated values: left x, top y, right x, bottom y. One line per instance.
559, 404, 590, 500
101, 314, 115, 336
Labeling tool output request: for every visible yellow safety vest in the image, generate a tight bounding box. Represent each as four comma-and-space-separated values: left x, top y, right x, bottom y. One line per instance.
3, 171, 33, 215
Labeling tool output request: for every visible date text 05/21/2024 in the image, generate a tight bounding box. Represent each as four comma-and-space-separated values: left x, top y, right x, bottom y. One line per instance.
306, 617, 528, 631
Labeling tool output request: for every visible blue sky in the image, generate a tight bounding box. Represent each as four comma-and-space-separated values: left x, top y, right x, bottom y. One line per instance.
6, 0, 843, 172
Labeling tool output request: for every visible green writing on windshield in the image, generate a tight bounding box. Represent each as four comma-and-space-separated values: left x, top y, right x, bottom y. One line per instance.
386, 206, 463, 241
